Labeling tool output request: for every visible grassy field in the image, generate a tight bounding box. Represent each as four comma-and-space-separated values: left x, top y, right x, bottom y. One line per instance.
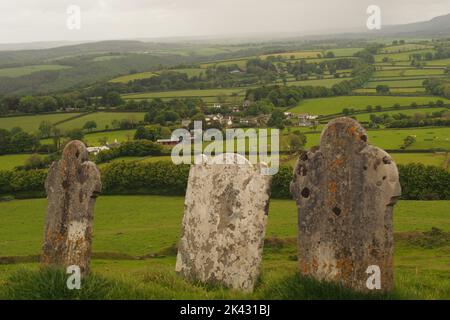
0, 196, 448, 299
259, 50, 322, 59
365, 79, 425, 88
0, 113, 81, 132
55, 112, 146, 132
373, 69, 444, 77
122, 88, 247, 100
354, 107, 447, 122
289, 96, 450, 115
303, 127, 450, 150
374, 49, 436, 63
0, 154, 31, 170
0, 65, 71, 78
287, 77, 352, 88
353, 88, 427, 94
110, 71, 157, 83
326, 47, 363, 57
380, 44, 433, 54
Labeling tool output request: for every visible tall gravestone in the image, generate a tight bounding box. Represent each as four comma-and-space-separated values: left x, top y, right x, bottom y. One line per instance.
176, 154, 272, 292
42, 140, 102, 275
290, 117, 401, 292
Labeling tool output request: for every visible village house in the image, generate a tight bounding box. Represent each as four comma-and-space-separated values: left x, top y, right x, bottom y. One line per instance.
86, 146, 110, 155
298, 113, 319, 127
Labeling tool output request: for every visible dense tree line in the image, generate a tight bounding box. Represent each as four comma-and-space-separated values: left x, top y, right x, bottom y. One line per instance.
1, 162, 448, 200
0, 128, 40, 154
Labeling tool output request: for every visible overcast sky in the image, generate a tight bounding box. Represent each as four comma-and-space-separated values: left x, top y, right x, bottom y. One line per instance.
0, 0, 449, 43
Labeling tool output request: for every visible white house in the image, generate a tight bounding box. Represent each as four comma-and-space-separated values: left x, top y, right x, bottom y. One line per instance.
87, 146, 110, 155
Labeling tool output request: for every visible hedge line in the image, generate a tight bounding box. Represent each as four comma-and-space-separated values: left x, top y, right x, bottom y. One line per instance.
0, 162, 449, 200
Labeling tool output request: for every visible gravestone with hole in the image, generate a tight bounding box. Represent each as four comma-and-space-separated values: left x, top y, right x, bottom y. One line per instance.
42, 140, 102, 275
290, 117, 401, 292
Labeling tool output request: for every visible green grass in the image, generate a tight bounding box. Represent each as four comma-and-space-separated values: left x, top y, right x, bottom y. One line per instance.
122, 88, 247, 100
110, 71, 157, 83
380, 44, 433, 54
287, 77, 352, 88
0, 113, 81, 133
0, 196, 448, 299
56, 112, 146, 132
390, 153, 447, 167
289, 96, 450, 116
0, 65, 71, 78
375, 49, 436, 63
354, 107, 447, 122
326, 48, 363, 57
373, 69, 444, 77
353, 88, 427, 94
0, 154, 31, 170
425, 58, 450, 66
303, 127, 450, 150
365, 79, 425, 88
260, 50, 322, 59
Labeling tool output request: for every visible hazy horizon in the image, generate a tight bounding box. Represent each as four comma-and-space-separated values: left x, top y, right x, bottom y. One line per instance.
1, 0, 449, 44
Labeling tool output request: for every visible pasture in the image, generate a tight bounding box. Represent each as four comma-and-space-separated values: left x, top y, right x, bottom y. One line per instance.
373, 69, 444, 77
259, 50, 322, 60
0, 154, 31, 170
110, 71, 157, 83
354, 107, 448, 122
303, 127, 450, 150
365, 79, 425, 88
0, 196, 448, 299
289, 96, 450, 116
0, 65, 71, 78
353, 87, 427, 94
55, 112, 146, 132
122, 88, 247, 100
0, 113, 81, 132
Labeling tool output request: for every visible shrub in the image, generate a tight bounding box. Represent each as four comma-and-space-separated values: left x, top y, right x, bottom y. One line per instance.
96, 140, 163, 164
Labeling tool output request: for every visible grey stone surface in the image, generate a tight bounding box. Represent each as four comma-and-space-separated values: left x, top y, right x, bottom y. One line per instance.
290, 117, 401, 292
42, 140, 102, 275
176, 154, 272, 292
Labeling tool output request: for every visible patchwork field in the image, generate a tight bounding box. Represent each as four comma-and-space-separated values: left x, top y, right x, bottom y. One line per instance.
304, 127, 450, 150
110, 71, 157, 83
354, 87, 427, 94
365, 79, 425, 88
354, 107, 448, 122
0, 65, 71, 78
0, 113, 81, 132
289, 96, 449, 116
55, 112, 146, 132
122, 88, 247, 100
373, 69, 444, 77
0, 154, 31, 170
259, 50, 322, 59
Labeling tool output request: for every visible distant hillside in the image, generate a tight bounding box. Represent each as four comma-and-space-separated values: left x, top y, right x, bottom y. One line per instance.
378, 13, 450, 37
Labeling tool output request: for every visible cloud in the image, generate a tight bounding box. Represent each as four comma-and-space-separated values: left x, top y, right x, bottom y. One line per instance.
0, 0, 449, 43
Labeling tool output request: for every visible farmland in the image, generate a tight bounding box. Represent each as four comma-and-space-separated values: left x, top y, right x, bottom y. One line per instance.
304, 127, 450, 150
0, 113, 81, 132
289, 96, 449, 116
0, 65, 71, 78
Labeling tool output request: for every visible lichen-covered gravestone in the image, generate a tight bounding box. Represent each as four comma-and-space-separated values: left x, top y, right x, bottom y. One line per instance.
176, 154, 272, 292
290, 117, 401, 292
42, 140, 102, 275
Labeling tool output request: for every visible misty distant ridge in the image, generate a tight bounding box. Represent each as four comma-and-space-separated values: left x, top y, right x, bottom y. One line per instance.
378, 13, 450, 36
2, 13, 450, 51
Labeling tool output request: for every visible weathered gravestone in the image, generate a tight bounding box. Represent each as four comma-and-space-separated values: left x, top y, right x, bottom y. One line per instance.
176, 153, 272, 292
42, 140, 102, 275
290, 117, 401, 292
